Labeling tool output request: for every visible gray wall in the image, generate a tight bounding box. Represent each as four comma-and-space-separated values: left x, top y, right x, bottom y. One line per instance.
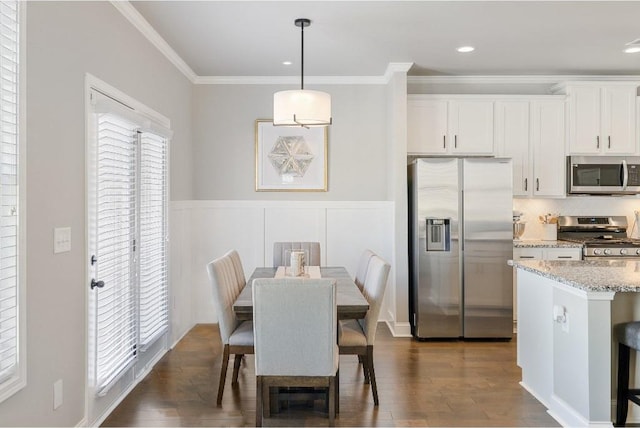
0, 2, 192, 426
192, 84, 388, 200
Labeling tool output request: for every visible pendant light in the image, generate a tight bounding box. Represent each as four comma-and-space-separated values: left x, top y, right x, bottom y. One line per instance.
273, 18, 332, 127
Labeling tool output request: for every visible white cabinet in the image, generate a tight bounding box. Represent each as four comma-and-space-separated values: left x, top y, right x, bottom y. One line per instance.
562, 83, 639, 155
513, 246, 582, 261
408, 96, 494, 155
530, 100, 566, 197
496, 98, 566, 198
495, 100, 530, 196
407, 99, 448, 154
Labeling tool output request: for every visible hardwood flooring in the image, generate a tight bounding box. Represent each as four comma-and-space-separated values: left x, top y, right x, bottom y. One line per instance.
102, 324, 560, 427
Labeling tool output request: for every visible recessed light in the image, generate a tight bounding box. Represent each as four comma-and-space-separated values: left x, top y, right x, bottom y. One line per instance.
282, 61, 292, 65
624, 47, 640, 54
457, 46, 475, 53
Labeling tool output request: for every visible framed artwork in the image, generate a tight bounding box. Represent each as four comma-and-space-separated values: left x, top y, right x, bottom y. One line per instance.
255, 119, 328, 191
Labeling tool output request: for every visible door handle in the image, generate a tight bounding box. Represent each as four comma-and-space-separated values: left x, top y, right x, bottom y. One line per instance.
519, 256, 535, 259
91, 279, 105, 290
536, 178, 540, 191
443, 135, 446, 149
524, 178, 528, 191
454, 135, 457, 149
596, 136, 600, 149
608, 136, 611, 149
557, 256, 573, 259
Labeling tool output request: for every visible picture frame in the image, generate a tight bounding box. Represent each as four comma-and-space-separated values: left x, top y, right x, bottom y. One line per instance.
255, 119, 328, 192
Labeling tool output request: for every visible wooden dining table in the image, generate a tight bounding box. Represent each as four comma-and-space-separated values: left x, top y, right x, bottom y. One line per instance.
233, 266, 369, 320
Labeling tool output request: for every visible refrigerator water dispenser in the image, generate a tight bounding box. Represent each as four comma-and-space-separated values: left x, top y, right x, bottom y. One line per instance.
426, 218, 450, 251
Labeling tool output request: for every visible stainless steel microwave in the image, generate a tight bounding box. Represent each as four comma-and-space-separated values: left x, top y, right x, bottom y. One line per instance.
567, 156, 640, 195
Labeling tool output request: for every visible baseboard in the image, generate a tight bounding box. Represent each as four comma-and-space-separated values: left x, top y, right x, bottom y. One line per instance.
75, 416, 88, 427
549, 393, 613, 427
171, 322, 196, 349
385, 319, 411, 337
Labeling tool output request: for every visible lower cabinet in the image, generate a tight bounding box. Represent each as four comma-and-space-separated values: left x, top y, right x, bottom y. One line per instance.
513, 247, 582, 261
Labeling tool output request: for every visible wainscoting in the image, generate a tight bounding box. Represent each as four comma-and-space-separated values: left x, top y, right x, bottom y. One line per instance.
169, 200, 401, 344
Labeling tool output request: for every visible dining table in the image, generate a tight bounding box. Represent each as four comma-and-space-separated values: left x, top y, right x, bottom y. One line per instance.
233, 266, 369, 321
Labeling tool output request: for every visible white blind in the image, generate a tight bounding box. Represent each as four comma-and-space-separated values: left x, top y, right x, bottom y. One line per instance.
138, 132, 168, 348
94, 113, 138, 395
0, 0, 19, 386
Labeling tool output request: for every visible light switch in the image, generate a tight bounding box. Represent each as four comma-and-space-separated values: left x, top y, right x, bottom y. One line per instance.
53, 379, 63, 410
54, 227, 71, 254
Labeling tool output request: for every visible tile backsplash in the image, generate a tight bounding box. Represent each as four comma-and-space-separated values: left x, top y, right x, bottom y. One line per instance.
513, 196, 640, 240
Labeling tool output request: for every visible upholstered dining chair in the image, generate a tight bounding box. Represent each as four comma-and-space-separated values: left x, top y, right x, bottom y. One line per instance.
206, 250, 254, 405
272, 241, 321, 267
253, 278, 338, 426
338, 254, 390, 406
354, 249, 376, 291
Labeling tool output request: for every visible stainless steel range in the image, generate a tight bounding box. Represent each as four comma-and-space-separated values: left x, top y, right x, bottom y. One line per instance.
557, 216, 640, 259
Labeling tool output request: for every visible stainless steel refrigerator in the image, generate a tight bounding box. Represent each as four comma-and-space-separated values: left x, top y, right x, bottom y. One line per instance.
408, 158, 513, 339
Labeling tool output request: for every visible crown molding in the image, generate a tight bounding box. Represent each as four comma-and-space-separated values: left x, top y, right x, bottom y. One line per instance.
384, 63, 414, 83
193, 75, 388, 85
110, 1, 197, 83
408, 75, 640, 85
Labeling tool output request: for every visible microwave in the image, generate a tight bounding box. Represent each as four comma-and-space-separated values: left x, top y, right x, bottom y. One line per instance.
567, 156, 640, 195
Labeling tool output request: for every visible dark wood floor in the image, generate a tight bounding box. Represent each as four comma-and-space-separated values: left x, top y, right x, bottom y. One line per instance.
102, 323, 560, 427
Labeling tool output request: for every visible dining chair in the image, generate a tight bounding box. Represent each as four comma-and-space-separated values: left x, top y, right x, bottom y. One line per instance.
253, 277, 338, 426
354, 249, 376, 291
227, 249, 246, 296
338, 254, 390, 405
272, 241, 321, 267
206, 251, 254, 405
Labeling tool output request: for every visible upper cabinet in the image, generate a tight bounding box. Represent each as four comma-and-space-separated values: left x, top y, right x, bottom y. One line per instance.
555, 82, 639, 155
408, 96, 494, 155
495, 98, 566, 198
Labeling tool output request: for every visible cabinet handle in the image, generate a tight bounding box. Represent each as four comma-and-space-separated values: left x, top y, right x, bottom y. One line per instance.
536, 178, 540, 191
608, 136, 611, 149
519, 256, 535, 259
596, 136, 600, 149
557, 256, 573, 259
524, 178, 528, 191
454, 135, 457, 149
443, 135, 446, 149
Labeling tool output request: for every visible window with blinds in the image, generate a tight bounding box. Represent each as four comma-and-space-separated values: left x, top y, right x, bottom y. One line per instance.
88, 89, 170, 396
0, 0, 22, 402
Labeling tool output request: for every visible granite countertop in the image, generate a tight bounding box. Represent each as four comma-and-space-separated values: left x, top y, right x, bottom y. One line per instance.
510, 259, 640, 292
513, 239, 584, 249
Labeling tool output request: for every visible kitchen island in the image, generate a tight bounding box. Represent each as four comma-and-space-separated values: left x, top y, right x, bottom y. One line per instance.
511, 259, 640, 427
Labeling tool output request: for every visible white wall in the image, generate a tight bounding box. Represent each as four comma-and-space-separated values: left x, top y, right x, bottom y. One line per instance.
191, 84, 388, 200
0, 2, 192, 426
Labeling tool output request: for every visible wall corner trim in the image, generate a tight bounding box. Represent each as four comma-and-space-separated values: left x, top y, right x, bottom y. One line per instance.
384, 62, 414, 83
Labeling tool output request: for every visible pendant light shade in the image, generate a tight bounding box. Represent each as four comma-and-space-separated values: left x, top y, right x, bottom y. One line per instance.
273, 18, 332, 127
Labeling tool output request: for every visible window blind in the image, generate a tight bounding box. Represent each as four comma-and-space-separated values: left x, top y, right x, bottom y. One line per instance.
0, 0, 19, 387
94, 113, 138, 395
138, 132, 168, 348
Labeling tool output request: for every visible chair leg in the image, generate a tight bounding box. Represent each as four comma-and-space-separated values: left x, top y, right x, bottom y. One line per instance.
217, 344, 230, 405
367, 345, 379, 406
263, 381, 271, 418
328, 376, 336, 427
335, 369, 340, 415
256, 376, 263, 427
361, 354, 370, 384
617, 343, 631, 426
232, 353, 243, 385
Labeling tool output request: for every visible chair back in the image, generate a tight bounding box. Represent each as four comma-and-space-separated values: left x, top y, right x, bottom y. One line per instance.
227, 249, 246, 295
360, 255, 391, 345
253, 278, 338, 377
206, 252, 241, 344
355, 249, 376, 291
272, 241, 321, 267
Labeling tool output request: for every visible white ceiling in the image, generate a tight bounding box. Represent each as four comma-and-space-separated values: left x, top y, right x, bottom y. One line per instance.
130, 1, 640, 78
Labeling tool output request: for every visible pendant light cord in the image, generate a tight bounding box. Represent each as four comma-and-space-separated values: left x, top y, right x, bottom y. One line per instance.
300, 22, 305, 90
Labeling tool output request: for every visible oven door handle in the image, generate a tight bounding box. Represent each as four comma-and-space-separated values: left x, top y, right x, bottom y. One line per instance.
622, 160, 629, 190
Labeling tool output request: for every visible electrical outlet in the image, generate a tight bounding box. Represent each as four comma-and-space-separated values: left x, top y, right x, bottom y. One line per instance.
53, 379, 63, 410
54, 227, 71, 254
